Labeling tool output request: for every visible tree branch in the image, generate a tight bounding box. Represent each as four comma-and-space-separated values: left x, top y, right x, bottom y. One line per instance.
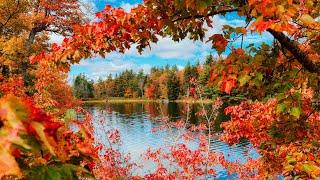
0, 0, 21, 31
170, 7, 319, 74
172, 8, 238, 22
267, 28, 320, 73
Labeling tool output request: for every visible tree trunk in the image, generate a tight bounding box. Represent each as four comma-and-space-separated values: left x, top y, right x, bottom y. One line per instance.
27, 28, 37, 47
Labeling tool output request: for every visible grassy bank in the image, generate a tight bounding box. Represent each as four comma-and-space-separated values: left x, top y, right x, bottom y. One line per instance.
82, 98, 214, 104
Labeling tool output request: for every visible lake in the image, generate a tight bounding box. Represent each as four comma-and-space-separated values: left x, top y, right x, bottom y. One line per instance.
84, 102, 259, 179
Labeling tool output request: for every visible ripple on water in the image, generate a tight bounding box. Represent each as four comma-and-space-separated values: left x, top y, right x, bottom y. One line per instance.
85, 103, 260, 178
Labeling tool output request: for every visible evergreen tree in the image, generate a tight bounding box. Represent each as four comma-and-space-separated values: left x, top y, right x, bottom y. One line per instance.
204, 54, 214, 66
136, 70, 146, 97
171, 65, 178, 72
89, 58, 216, 99
94, 78, 105, 98
199, 54, 217, 98
167, 70, 180, 100
114, 73, 124, 97
73, 74, 94, 99
199, 56, 212, 87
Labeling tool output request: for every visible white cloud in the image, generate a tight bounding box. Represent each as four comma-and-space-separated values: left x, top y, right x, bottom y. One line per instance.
48, 32, 64, 44
78, 0, 99, 21
71, 58, 152, 81
117, 15, 236, 61
119, 36, 210, 61
144, 37, 201, 59
177, 65, 184, 70
120, 2, 138, 12
68, 12, 273, 81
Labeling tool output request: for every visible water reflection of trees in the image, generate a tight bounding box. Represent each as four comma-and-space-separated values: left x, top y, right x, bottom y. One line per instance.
144, 102, 160, 118
85, 102, 230, 133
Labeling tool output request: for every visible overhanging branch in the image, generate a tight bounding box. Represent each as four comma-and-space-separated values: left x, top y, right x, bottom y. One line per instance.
267, 28, 320, 73
170, 7, 319, 73
172, 8, 238, 22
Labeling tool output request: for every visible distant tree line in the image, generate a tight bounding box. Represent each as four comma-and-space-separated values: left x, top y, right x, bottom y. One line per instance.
73, 74, 94, 99
73, 55, 220, 100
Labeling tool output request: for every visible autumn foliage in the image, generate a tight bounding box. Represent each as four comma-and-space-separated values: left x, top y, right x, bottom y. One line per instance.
1, 0, 320, 179
145, 84, 157, 99
0, 95, 95, 178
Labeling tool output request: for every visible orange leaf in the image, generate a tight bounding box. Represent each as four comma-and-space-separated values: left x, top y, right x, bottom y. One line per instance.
209, 34, 228, 54
0, 148, 22, 178
221, 78, 237, 94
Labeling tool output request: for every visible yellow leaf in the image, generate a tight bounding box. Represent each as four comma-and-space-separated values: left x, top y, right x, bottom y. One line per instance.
277, 5, 285, 14
0, 96, 31, 150
0, 96, 28, 128
0, 128, 31, 150
238, 74, 251, 86
302, 163, 320, 177
0, 147, 22, 178
31, 122, 56, 155
300, 14, 315, 26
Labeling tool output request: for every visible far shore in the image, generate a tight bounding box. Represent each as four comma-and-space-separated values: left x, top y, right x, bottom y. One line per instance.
82, 98, 214, 104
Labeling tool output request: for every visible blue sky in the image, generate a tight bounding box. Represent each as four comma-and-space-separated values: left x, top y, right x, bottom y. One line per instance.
65, 0, 273, 81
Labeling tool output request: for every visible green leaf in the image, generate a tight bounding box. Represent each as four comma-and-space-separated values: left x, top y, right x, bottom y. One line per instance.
254, 72, 263, 86
276, 103, 286, 113
204, 0, 213, 6
292, 92, 302, 100
25, 164, 91, 180
276, 93, 285, 100
290, 107, 301, 118
256, 72, 263, 81
46, 168, 61, 180
246, 43, 254, 48
283, 83, 294, 91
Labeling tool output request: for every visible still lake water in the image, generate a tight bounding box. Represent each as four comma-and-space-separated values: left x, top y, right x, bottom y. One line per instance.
84, 102, 259, 179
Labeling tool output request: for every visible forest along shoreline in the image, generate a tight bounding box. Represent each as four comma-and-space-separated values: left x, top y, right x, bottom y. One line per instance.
82, 98, 215, 104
